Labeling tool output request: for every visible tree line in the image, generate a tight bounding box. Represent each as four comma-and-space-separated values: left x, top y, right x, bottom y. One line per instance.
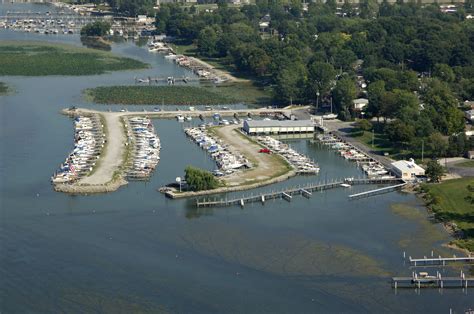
155, 0, 473, 158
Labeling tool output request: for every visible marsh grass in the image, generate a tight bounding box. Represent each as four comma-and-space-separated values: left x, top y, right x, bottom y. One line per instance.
85, 86, 239, 105
0, 41, 148, 76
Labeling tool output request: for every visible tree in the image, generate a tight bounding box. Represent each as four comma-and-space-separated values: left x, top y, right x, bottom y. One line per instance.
307, 61, 336, 104
184, 166, 219, 191
367, 80, 386, 122
433, 63, 455, 83
425, 160, 445, 183
332, 76, 356, 117
197, 26, 221, 57
360, 0, 379, 19
80, 21, 111, 37
356, 119, 373, 131
274, 61, 307, 104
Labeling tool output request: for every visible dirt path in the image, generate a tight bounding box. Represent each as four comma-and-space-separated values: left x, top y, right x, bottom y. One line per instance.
214, 125, 291, 187
79, 112, 125, 185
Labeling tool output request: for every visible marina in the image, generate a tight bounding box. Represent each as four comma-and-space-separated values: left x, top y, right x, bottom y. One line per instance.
125, 116, 161, 180
185, 126, 251, 177
316, 133, 396, 179
1, 5, 473, 311
255, 135, 320, 174
51, 114, 104, 185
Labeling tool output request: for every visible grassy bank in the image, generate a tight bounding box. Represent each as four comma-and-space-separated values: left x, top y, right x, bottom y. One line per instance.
421, 178, 474, 252
0, 41, 148, 76
0, 82, 8, 95
85, 86, 240, 105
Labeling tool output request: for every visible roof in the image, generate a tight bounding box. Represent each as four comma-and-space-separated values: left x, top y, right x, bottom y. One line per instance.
465, 109, 474, 115
391, 160, 425, 173
353, 98, 369, 104
244, 120, 314, 128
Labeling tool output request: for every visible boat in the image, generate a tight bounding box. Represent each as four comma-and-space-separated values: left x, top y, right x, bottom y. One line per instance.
176, 114, 184, 122
340, 183, 351, 188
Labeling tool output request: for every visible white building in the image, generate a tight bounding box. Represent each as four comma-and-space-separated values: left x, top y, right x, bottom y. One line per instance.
243, 120, 314, 135
353, 98, 369, 111
391, 159, 425, 180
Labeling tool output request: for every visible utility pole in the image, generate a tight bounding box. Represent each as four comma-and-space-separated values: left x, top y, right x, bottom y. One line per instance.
421, 139, 424, 162
372, 129, 374, 148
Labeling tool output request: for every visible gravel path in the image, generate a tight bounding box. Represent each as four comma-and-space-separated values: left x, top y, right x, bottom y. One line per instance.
214, 125, 291, 187
79, 112, 125, 185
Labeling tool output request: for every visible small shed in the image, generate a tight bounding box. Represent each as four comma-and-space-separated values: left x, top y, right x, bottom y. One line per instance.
466, 151, 474, 159
465, 109, 474, 122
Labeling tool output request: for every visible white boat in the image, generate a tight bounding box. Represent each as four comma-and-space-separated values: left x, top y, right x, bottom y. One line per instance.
176, 115, 184, 122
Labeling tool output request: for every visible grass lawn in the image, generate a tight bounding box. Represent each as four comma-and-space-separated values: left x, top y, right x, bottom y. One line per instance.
422, 178, 474, 252
0, 41, 148, 76
349, 128, 396, 155
456, 160, 474, 168
85, 85, 239, 105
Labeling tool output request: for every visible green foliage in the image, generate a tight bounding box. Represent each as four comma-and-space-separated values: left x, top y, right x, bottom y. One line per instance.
86, 86, 239, 105
184, 166, 219, 191
425, 160, 445, 183
332, 76, 356, 117
356, 119, 372, 132
0, 82, 8, 94
80, 21, 111, 37
0, 42, 147, 76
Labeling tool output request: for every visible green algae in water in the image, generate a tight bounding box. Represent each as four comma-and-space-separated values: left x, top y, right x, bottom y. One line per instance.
179, 223, 389, 277
391, 203, 449, 251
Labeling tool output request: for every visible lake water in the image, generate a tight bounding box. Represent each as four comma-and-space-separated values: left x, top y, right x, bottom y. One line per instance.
0, 3, 472, 313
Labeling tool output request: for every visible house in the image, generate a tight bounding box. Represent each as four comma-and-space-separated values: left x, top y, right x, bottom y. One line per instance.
391, 159, 425, 180
466, 151, 474, 159
353, 98, 369, 111
465, 109, 474, 122
243, 120, 314, 135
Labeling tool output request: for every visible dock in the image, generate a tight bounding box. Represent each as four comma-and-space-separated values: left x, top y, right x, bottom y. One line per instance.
408, 255, 474, 266
196, 181, 343, 207
392, 270, 474, 289
348, 182, 407, 199
196, 177, 403, 207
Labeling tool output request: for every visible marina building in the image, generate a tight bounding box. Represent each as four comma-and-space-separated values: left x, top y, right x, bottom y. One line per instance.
243, 120, 314, 135
391, 159, 425, 180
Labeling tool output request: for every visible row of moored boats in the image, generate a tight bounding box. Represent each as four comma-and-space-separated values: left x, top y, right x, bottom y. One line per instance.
317, 134, 395, 178
51, 115, 104, 184
126, 117, 161, 180
256, 136, 320, 174
185, 126, 251, 177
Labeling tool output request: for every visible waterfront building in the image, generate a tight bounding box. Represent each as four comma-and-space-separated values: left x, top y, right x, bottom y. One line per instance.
243, 120, 314, 135
391, 159, 425, 180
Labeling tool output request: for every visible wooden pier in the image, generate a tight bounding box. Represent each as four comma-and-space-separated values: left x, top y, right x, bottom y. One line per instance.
196, 177, 403, 207
348, 182, 407, 199
196, 181, 344, 207
392, 270, 474, 289
408, 255, 474, 267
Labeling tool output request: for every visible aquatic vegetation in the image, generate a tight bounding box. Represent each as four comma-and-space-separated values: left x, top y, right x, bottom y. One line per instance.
0, 41, 148, 76
85, 86, 239, 105
0, 82, 8, 94
391, 203, 448, 251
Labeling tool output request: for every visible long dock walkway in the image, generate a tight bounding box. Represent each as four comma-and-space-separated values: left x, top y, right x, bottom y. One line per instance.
408, 255, 474, 266
196, 177, 403, 207
348, 182, 407, 199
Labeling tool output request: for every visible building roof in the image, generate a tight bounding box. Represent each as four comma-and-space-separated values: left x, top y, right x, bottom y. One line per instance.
391, 160, 425, 173
465, 109, 474, 115
244, 120, 314, 128
353, 98, 369, 104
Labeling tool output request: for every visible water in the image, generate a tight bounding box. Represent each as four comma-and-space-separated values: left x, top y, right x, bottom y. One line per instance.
1, 4, 472, 313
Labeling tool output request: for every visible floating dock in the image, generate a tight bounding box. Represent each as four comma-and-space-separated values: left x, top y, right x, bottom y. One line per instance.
196, 177, 404, 207
348, 182, 407, 199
